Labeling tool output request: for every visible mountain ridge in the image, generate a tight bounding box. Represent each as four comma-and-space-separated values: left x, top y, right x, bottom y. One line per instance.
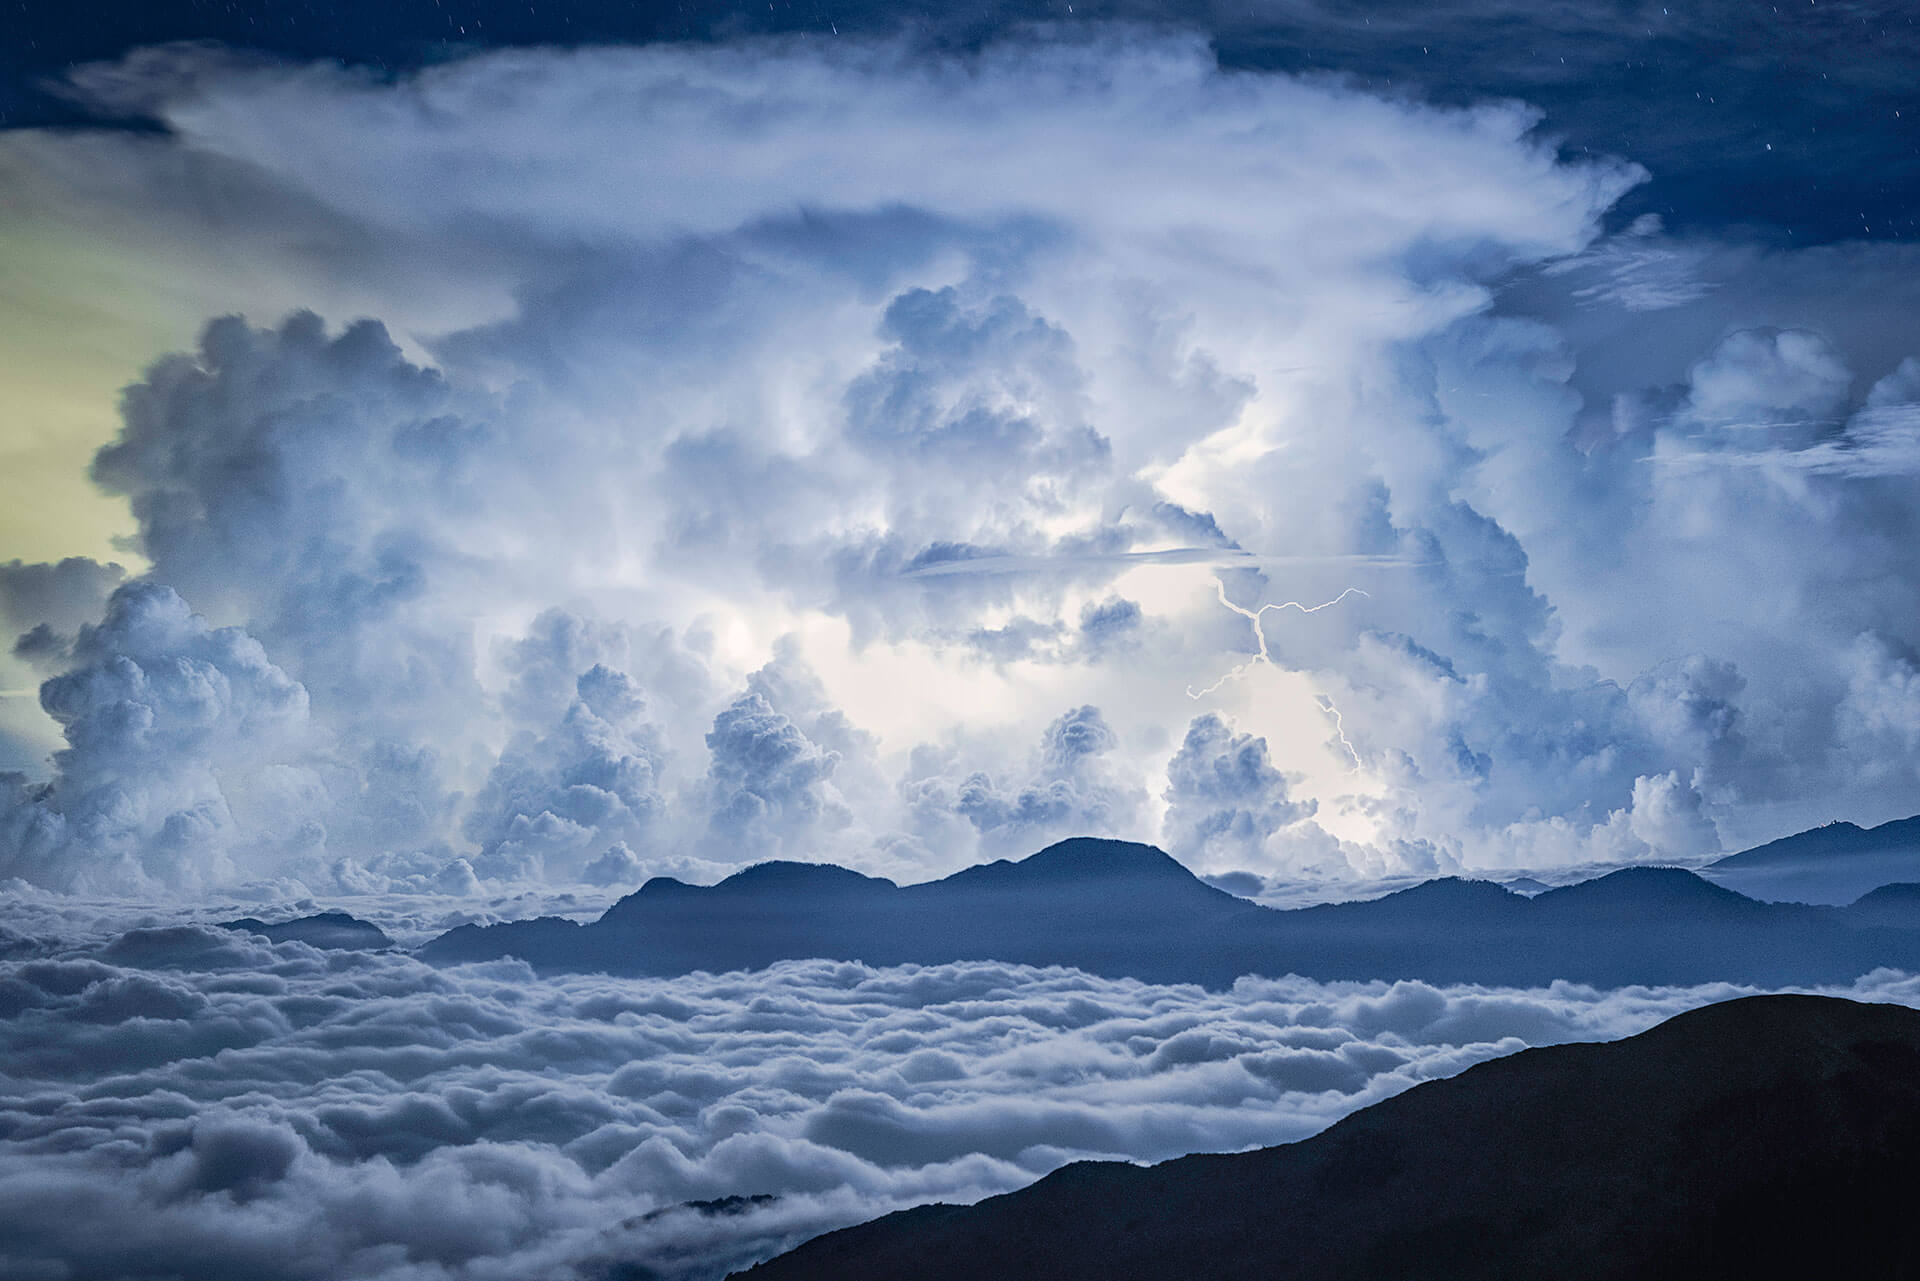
1704, 813, 1920, 904
221, 911, 394, 950
1711, 814, 1920, 868
417, 836, 1920, 988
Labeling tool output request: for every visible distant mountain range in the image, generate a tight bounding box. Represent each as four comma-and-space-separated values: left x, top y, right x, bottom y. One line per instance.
731, 994, 1920, 1281
222, 910, 393, 950
1701, 814, 1920, 904
416, 836, 1920, 988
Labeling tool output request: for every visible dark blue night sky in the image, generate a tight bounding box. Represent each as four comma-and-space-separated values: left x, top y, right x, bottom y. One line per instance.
9, 0, 1919, 242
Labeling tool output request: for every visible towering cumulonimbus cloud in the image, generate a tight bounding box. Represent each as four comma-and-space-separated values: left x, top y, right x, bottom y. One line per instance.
1, 32, 1919, 895
1, 581, 311, 893
464, 662, 668, 883
931, 704, 1146, 858
1162, 713, 1316, 869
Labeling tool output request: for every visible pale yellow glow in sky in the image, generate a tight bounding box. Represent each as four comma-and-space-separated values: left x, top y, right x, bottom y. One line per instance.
0, 214, 183, 567
0, 212, 183, 765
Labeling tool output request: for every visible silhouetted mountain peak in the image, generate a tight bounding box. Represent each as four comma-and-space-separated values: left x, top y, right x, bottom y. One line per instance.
1855, 882, 1920, 907
594, 876, 701, 926
712, 861, 897, 896
598, 862, 895, 930
1713, 813, 1920, 869
924, 840, 1230, 912
1011, 838, 1203, 882
1846, 881, 1920, 928
632, 876, 698, 897
1537, 866, 1754, 916
1704, 813, 1920, 905
1369, 876, 1518, 911
1641, 990, 1891, 1047
221, 911, 394, 950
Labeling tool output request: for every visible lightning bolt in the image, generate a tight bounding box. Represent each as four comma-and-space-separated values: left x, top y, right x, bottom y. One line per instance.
1187, 576, 1368, 772
1185, 579, 1366, 698
1314, 693, 1363, 772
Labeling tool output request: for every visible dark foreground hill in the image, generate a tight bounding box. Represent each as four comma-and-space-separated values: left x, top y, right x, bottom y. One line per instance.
1704, 814, 1920, 904
418, 837, 1920, 987
735, 995, 1920, 1281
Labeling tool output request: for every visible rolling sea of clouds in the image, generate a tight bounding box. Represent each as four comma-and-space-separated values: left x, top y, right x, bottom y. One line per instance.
4, 897, 1918, 1280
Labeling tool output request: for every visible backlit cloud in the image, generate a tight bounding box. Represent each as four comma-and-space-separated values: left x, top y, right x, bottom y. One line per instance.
0, 31, 1916, 895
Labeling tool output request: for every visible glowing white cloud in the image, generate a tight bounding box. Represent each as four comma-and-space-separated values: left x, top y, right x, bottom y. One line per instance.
2, 31, 1917, 893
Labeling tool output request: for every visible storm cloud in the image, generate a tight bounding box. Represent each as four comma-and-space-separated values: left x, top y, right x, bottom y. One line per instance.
0, 30, 1918, 898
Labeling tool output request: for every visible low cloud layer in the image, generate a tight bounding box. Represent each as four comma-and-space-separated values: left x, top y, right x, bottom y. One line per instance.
1, 900, 1916, 1280
2, 32, 1920, 897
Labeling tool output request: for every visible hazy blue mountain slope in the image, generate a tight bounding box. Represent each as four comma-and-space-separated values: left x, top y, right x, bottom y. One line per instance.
1704, 815, 1920, 904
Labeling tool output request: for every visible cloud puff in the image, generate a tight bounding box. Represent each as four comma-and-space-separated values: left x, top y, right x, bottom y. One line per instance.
902, 705, 1147, 859
0, 557, 128, 664
5, 899, 1920, 1279
1680, 327, 1851, 448
1161, 713, 1315, 869
1834, 632, 1920, 789
0, 582, 311, 893
465, 664, 668, 882
0, 558, 130, 774
844, 285, 1108, 482
703, 692, 849, 853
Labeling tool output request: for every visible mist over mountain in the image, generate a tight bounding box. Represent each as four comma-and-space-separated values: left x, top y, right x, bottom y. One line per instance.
419, 835, 1920, 988
737, 994, 1920, 1281
1703, 815, 1920, 905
